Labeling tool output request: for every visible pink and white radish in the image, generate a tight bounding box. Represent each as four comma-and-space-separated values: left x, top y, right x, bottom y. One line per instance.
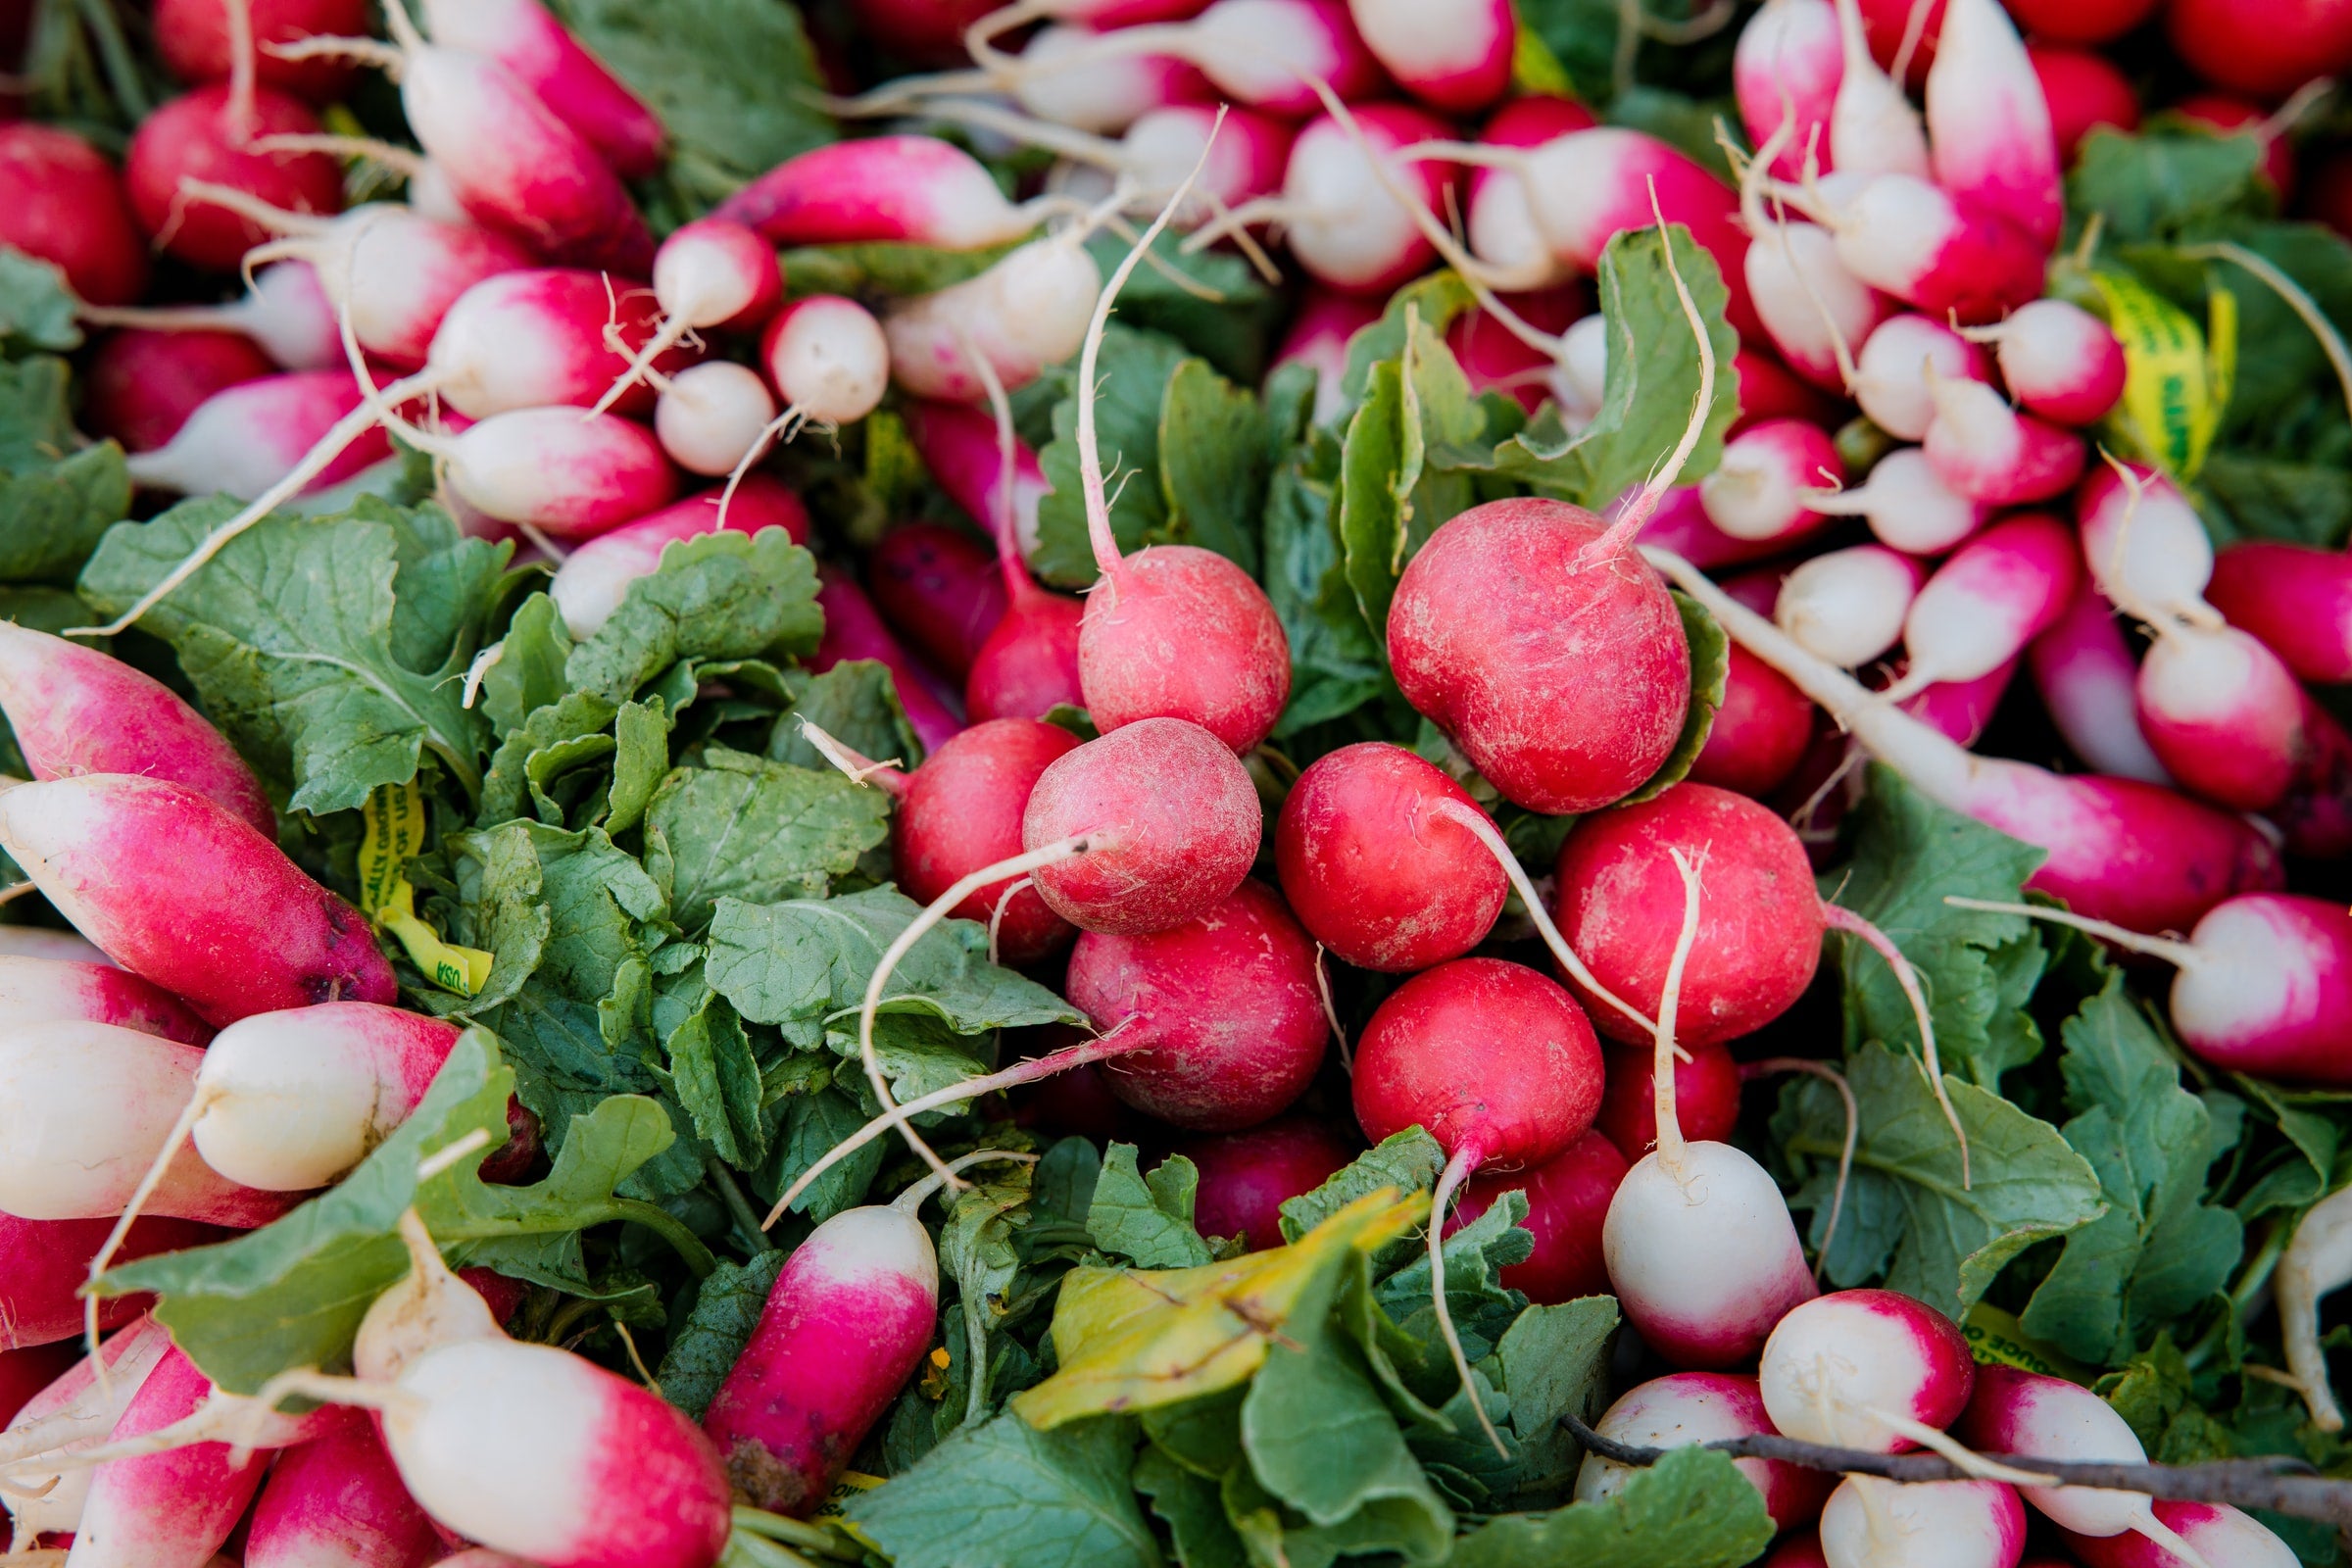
1738, 0, 1843, 179
82, 328, 275, 454
2133, 621, 2311, 812
244, 1414, 440, 1568
867, 524, 1008, 684
1459, 95, 1597, 293
79, 259, 338, 371
0, 957, 212, 1047
416, 0, 666, 178
1740, 206, 1884, 392
1578, 1372, 1830, 1528
1779, 173, 2046, 324
1884, 512, 2082, 698
1829, 0, 1929, 177
1701, 417, 1843, 543
1804, 446, 1987, 554
1854, 314, 1989, 441
1023, 102, 1291, 225
1960, 298, 2125, 425
0, 774, 397, 1024
1345, 0, 1511, 113
2028, 582, 2173, 785
1921, 370, 2085, 503
0, 123, 151, 306
548, 477, 811, 639
122, 370, 393, 501
811, 570, 966, 756
429, 269, 688, 420
0, 623, 275, 838
1758, 1288, 1976, 1454
397, 405, 680, 539
1923, 0, 2062, 251
1353, 956, 1605, 1452
988, 24, 1210, 135
653, 362, 780, 477
2064, 1502, 2298, 1568
1820, 1478, 2027, 1568
2076, 463, 2216, 627
1, 1317, 176, 1544
122, 83, 342, 272
594, 219, 781, 415
714, 135, 1078, 248
2207, 541, 2352, 684
886, 236, 1100, 401
1902, 657, 2019, 748
1, 1220, 219, 1352
1774, 544, 1925, 668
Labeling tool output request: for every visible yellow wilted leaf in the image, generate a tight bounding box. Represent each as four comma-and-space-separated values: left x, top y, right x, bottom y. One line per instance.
1011, 1188, 1426, 1430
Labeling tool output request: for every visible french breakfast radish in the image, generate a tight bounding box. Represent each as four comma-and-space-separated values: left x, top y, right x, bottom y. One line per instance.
2207, 540, 2352, 683
594, 218, 781, 415
1780, 172, 2046, 324
1886, 512, 2082, 698
0, 124, 151, 305
548, 477, 810, 638
1804, 446, 1988, 554
1182, 1117, 1355, 1250
714, 135, 1072, 248
886, 236, 1100, 401
243, 1415, 440, 1568
1737, 0, 1842, 179
0, 956, 211, 1047
2028, 582, 2174, 785
1345, 0, 1511, 113
1830, 0, 1929, 178
1, 1318, 175, 1544
965, 0, 1391, 119
1, 1217, 220, 1351
1962, 298, 2126, 426
2077, 463, 2216, 626
867, 523, 1009, 681
1065, 878, 1327, 1128
1922, 0, 2062, 250
1921, 369, 2086, 503
1958, 1366, 2215, 1563
2133, 621, 2310, 811
812, 570, 967, 755
2064, 1501, 2298, 1568
1854, 314, 1989, 442
82, 328, 277, 454
416, 0, 667, 177
1702, 418, 1844, 543
80, 259, 339, 372
0, 774, 397, 1024
1820, 1477, 2027, 1568
1775, 544, 1925, 668
1460, 95, 1598, 293
123, 370, 393, 501
654, 361, 780, 476
1578, 1372, 1830, 1528
1448, 1128, 1628, 1303
393, 405, 679, 538
122, 83, 342, 272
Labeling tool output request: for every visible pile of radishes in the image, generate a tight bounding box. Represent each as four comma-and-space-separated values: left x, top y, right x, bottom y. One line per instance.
0, 0, 2349, 1563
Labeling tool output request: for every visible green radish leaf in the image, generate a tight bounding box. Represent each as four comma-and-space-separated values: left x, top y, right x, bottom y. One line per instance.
1617, 589, 1728, 806
1337, 271, 1479, 418
1261, 367, 1392, 738
1159, 359, 1271, 578
1031, 324, 1190, 587
1089, 1145, 1215, 1270
2196, 452, 2352, 550
1085, 231, 1284, 385
1136, 1447, 1250, 1568
848, 1413, 1163, 1568
662, 988, 768, 1168
1281, 1129, 1445, 1246
656, 1250, 788, 1421
822, 1010, 993, 1108
480, 593, 576, 739
1446, 1446, 1774, 1568
761, 1080, 888, 1223
2064, 127, 2266, 244
0, 443, 126, 584
564, 528, 822, 708
769, 659, 925, 773
780, 238, 1022, 301
643, 746, 889, 935
0, 252, 80, 355
1495, 1297, 1619, 1487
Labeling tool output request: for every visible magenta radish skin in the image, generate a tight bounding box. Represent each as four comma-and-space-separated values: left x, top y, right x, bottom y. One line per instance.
1391, 497, 1691, 814
1066, 878, 1327, 1130
0, 1216, 220, 1350
0, 1345, 78, 1431
1080, 545, 1291, 752
385, 1339, 733, 1567
1006, 24, 1210, 134
1021, 716, 1261, 935
1553, 784, 1824, 1048
1900, 512, 2082, 689
892, 719, 1084, 966
2134, 624, 2308, 811
1775, 545, 1924, 667
1595, 1040, 1741, 1160
2063, 1501, 2298, 1568
3, 1317, 176, 1543
2029, 583, 2173, 785
549, 476, 811, 639
318, 212, 535, 371
1461, 95, 1598, 291
1957, 1366, 2176, 1541
1345, 0, 1511, 111
1922, 375, 2085, 504
245, 1416, 441, 1568
1821, 1478, 2027, 1568
83, 328, 276, 453
123, 85, 342, 272
2133, 895, 2352, 1083
1578, 1372, 1830, 1527
813, 570, 966, 756
906, 400, 1051, 568
431, 269, 689, 419
1449, 1128, 1628, 1303
0, 956, 212, 1046
1690, 643, 1816, 799
1637, 483, 1805, 569
1759, 1289, 1976, 1451
416, 0, 666, 178
1700, 418, 1842, 543
2076, 464, 2214, 624
714, 136, 1044, 248
1271, 288, 1388, 421
1272, 741, 1507, 973
0, 774, 396, 1024
704, 1204, 939, 1516
1107, 0, 1388, 117
1271, 104, 1458, 295
1605, 1138, 1818, 1368
1817, 174, 2046, 324
1982, 299, 2125, 425
1923, 0, 2062, 250
2208, 541, 2352, 683
0, 123, 150, 305
1181, 1117, 1355, 1251
0, 623, 275, 837
1808, 447, 1988, 555
151, 0, 371, 100
1737, 0, 1842, 178
441, 409, 679, 538
969, 592, 1087, 723
1855, 315, 1991, 442
867, 524, 1008, 682
124, 371, 393, 500
1515, 128, 1759, 336
1899, 658, 2017, 748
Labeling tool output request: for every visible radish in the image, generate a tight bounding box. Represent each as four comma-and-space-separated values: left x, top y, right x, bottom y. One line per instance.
2207, 541, 2352, 683
1638, 483, 1801, 570
1958, 1366, 2219, 1564
886, 235, 1101, 400
153, 0, 370, 100
2164, 0, 2352, 99
713, 135, 1074, 248
1830, 0, 1928, 178
1738, 345, 1844, 430
393, 405, 679, 539
1352, 956, 1606, 1451
1923, 0, 2062, 250
0, 623, 275, 838
0, 930, 111, 964
1595, 1039, 1740, 1158
1461, 95, 1598, 293
122, 370, 394, 501
1004, 102, 1290, 224
1854, 315, 1990, 442
1, 1318, 176, 1545
1344, 0, 1510, 112
2006, 0, 2156, 44
1689, 643, 1817, 799
1578, 1372, 1831, 1528
1883, 513, 2082, 699
1448, 1128, 1628, 1304
0, 1021, 293, 1226
1740, 211, 1884, 393
122, 84, 343, 272
1181, 1117, 1354, 1250
734, 295, 893, 490
2133, 621, 2310, 811
867, 523, 1009, 682
1947, 892, 2352, 1084
0, 774, 398, 1024
80, 260, 339, 372
0, 1347, 77, 1433
244, 1415, 440, 1568
548, 477, 811, 639
706, 1151, 1031, 1513
2028, 582, 2174, 786
1961, 299, 2125, 426
1804, 447, 1988, 555
82, 328, 277, 453
594, 218, 782, 416
972, 24, 1210, 137
2174, 94, 2297, 198
1273, 741, 1506, 973
1778, 173, 2046, 325
1701, 418, 1843, 544
2032, 44, 2141, 162
1775, 544, 1926, 668
430, 269, 688, 421
2076, 463, 2215, 627
1737, 0, 1842, 179
1902, 656, 2018, 748
812, 570, 967, 756
2065, 1502, 2299, 1568
1758, 1288, 1975, 1454
1065, 878, 1327, 1128
1, 1217, 220, 1352
1820, 1478, 2027, 1568
0, 956, 211, 1047
416, 0, 667, 178
1646, 549, 2283, 934
0, 125, 151, 305
1450, 287, 1588, 413
1921, 370, 2085, 504
653, 361, 780, 476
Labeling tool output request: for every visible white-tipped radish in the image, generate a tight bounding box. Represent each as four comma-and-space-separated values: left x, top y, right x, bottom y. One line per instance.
1344, 0, 1513, 114
1804, 447, 1987, 554
2063, 1501, 2298, 1568
1737, 0, 1843, 179
1701, 417, 1842, 543
1820, 1477, 2027, 1568
430, 268, 689, 420
886, 235, 1100, 400
79, 259, 339, 371
1776, 544, 1925, 667
1963, 298, 2125, 425
714, 134, 1074, 249
1758, 1288, 1978, 1454
653, 361, 780, 477
2133, 622, 2311, 811
1189, 104, 1455, 295
2077, 463, 2216, 627
1887, 512, 2082, 697
1923, 0, 2062, 250
415, 0, 667, 178
549, 477, 811, 639
2029, 581, 2174, 785
1003, 23, 1209, 132
122, 370, 392, 500
1921, 369, 2085, 504
399, 405, 680, 538
1784, 172, 2047, 324
761, 296, 892, 427
0, 1317, 174, 1544
1855, 314, 1990, 441
1829, 0, 1929, 177
1577, 1372, 1830, 1528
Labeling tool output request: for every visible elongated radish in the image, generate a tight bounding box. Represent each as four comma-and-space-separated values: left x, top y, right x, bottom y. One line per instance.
245, 1415, 440, 1568
0, 1021, 292, 1225
0, 774, 397, 1024
1636, 483, 1795, 570
1902, 656, 2017, 748
1964, 299, 2125, 425
1759, 1289, 1976, 1454
886, 235, 1101, 400
0, 930, 111, 965
1647, 549, 2283, 934
2134, 622, 2310, 811
1805, 446, 1987, 554
2029, 582, 2173, 785
1578, 1372, 1831, 1527
1855, 315, 1989, 441
707, 1152, 1028, 1513
1, 1219, 219, 1352
82, 260, 337, 372
1958, 1366, 2215, 1564
548, 477, 810, 639
1344, 0, 1509, 112
396, 405, 679, 538
1449, 1128, 1627, 1303
1886, 513, 2082, 698
1066, 878, 1326, 1128
2064, 1501, 2298, 1568
973, 0, 1393, 119
1820, 1478, 2027, 1568
416, 0, 666, 178
1742, 213, 1884, 392
1461, 95, 1598, 292
996, 23, 1210, 134
83, 328, 277, 453
123, 84, 342, 272
1690, 643, 1818, 798
0, 623, 275, 838
595, 218, 781, 415
1184, 1118, 1355, 1251
714, 135, 1072, 248
1353, 956, 1605, 1451
812, 570, 966, 755
1783, 173, 2046, 324
1273, 741, 1506, 972
1923, 0, 2061, 249
0, 125, 150, 306
2, 1318, 176, 1544
1191, 104, 1454, 294
123, 370, 393, 501
654, 361, 780, 476
1030, 101, 1290, 222
2077, 463, 2216, 626
1830, 0, 1928, 177
153, 0, 370, 100
1776, 544, 1925, 668
1738, 0, 1843, 179
430, 269, 688, 420
1922, 370, 2085, 503
0, 956, 211, 1047
867, 524, 1008, 682
2207, 541, 2352, 683
1703, 418, 1843, 542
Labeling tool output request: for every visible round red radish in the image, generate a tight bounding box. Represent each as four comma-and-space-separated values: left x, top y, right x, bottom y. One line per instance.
1690, 644, 1817, 799
895, 718, 1084, 966
2029, 44, 2139, 161
1390, 497, 1690, 814
1, 1214, 221, 1350
868, 524, 1008, 683
1273, 741, 1506, 973
2165, 0, 2352, 97
152, 0, 371, 101
967, 594, 1087, 723
0, 124, 149, 304
83, 329, 274, 453
847, 0, 1001, 61
2305, 149, 2352, 237
1066, 879, 1327, 1130
2004, 0, 2156, 42
1760, 1288, 1976, 1451
1552, 784, 1822, 1048
1020, 716, 1261, 936
2173, 92, 2295, 196
1449, 1128, 1627, 1303
1080, 545, 1291, 753
1182, 1116, 1355, 1250
1578, 1372, 1832, 1527
1594, 1040, 1740, 1158
123, 84, 342, 272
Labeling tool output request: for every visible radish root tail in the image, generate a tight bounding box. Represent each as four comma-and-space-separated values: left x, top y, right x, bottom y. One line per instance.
1427, 1141, 1511, 1459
